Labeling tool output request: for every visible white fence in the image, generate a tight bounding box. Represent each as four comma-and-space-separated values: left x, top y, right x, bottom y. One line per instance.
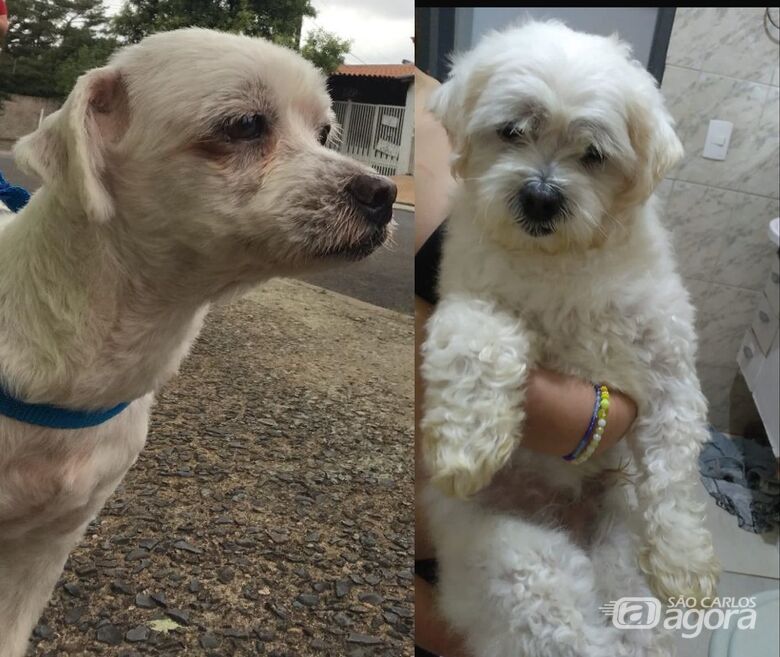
330, 100, 408, 176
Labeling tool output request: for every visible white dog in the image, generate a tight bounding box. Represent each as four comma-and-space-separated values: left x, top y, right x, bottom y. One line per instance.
0, 28, 395, 656
420, 21, 719, 657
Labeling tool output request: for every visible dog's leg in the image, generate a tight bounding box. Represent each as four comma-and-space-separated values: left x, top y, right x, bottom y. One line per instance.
630, 383, 720, 604
424, 484, 646, 657
0, 526, 87, 657
420, 295, 530, 499
590, 487, 676, 657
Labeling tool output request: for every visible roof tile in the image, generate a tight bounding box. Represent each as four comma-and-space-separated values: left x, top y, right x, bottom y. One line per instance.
333, 64, 416, 79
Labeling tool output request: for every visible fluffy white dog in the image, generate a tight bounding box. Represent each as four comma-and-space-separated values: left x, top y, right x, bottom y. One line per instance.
0, 28, 395, 656
420, 21, 719, 657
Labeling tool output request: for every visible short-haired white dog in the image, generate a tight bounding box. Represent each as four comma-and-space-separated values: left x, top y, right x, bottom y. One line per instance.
421, 21, 719, 657
0, 28, 395, 656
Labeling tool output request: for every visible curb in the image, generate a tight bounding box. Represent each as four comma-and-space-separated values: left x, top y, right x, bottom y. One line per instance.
262, 278, 413, 323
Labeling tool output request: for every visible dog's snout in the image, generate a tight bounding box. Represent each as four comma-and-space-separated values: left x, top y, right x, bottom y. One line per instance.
348, 175, 397, 209
347, 175, 397, 225
518, 180, 564, 224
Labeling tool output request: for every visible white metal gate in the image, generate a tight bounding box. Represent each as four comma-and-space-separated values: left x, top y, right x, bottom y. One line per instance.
330, 101, 405, 176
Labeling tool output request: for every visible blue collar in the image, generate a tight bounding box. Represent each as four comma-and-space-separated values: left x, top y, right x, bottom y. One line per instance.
0, 384, 130, 429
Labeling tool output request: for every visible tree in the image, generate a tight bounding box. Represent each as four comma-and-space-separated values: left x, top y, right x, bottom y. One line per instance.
300, 27, 351, 74
112, 1, 351, 73
0, 0, 116, 98
0, 0, 349, 103
111, 0, 316, 46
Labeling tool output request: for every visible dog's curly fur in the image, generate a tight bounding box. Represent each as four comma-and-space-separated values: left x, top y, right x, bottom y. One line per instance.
420, 21, 720, 657
0, 29, 394, 656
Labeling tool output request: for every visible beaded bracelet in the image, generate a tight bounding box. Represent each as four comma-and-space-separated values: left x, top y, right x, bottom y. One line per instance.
563, 384, 610, 465
562, 384, 601, 462
572, 384, 610, 465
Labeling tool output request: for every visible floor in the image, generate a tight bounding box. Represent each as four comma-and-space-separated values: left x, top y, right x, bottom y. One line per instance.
673, 475, 779, 657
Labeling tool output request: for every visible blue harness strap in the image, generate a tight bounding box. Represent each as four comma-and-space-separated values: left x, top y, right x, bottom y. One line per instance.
0, 385, 130, 429
0, 170, 31, 213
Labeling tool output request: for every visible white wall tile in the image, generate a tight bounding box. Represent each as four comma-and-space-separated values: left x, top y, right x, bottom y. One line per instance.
666, 8, 779, 432
721, 86, 780, 198
667, 8, 779, 85
698, 363, 738, 430
666, 181, 738, 282
655, 178, 674, 212
666, 7, 712, 70
661, 66, 702, 159
689, 280, 760, 368
712, 194, 780, 290
671, 74, 770, 189
698, 8, 779, 85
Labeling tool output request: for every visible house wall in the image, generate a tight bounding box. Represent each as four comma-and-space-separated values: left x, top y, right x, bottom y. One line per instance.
0, 94, 61, 151
328, 76, 409, 106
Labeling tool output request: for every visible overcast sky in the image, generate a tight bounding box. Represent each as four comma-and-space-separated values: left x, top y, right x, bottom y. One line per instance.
302, 0, 414, 65
103, 0, 415, 65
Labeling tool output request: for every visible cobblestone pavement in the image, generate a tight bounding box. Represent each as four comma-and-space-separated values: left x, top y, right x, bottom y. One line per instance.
29, 280, 414, 657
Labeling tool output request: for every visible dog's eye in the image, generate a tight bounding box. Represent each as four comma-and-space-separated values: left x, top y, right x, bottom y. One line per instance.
581, 145, 605, 166
222, 114, 268, 142
498, 122, 524, 141
318, 124, 331, 145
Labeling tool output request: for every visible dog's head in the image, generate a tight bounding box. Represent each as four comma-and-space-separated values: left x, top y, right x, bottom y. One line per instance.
14, 28, 396, 279
429, 20, 682, 252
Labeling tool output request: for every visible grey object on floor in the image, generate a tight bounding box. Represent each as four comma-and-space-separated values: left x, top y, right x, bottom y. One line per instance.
699, 429, 780, 534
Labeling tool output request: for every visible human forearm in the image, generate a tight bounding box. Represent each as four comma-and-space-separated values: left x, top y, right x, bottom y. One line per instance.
416, 297, 637, 464
415, 575, 472, 657
522, 367, 637, 458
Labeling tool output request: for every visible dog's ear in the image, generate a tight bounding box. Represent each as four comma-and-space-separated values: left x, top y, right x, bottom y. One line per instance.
427, 62, 481, 179
13, 67, 129, 222
624, 82, 683, 205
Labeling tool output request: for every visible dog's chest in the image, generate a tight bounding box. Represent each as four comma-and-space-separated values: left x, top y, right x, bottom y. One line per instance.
0, 405, 149, 541
501, 281, 646, 391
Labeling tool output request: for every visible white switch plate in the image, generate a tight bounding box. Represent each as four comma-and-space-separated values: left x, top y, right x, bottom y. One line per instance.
702, 119, 733, 160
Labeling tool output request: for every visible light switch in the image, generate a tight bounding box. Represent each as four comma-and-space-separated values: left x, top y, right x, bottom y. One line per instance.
702, 119, 733, 161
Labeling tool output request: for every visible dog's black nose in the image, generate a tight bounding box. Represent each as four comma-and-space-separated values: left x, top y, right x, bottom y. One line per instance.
347, 175, 397, 225
518, 180, 564, 224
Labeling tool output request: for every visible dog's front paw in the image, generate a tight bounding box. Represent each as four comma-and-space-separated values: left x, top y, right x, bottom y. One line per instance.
431, 468, 486, 500
640, 544, 721, 605
420, 295, 530, 500
424, 424, 515, 499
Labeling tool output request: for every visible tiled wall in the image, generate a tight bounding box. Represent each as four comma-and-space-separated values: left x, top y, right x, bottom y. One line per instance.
659, 7, 779, 434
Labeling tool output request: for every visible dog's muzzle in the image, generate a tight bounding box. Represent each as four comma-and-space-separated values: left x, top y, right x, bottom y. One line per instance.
347, 174, 397, 226
517, 180, 563, 223
514, 179, 565, 236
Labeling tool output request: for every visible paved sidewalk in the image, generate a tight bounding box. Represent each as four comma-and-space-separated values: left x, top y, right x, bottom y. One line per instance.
389, 175, 414, 207
31, 280, 414, 657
